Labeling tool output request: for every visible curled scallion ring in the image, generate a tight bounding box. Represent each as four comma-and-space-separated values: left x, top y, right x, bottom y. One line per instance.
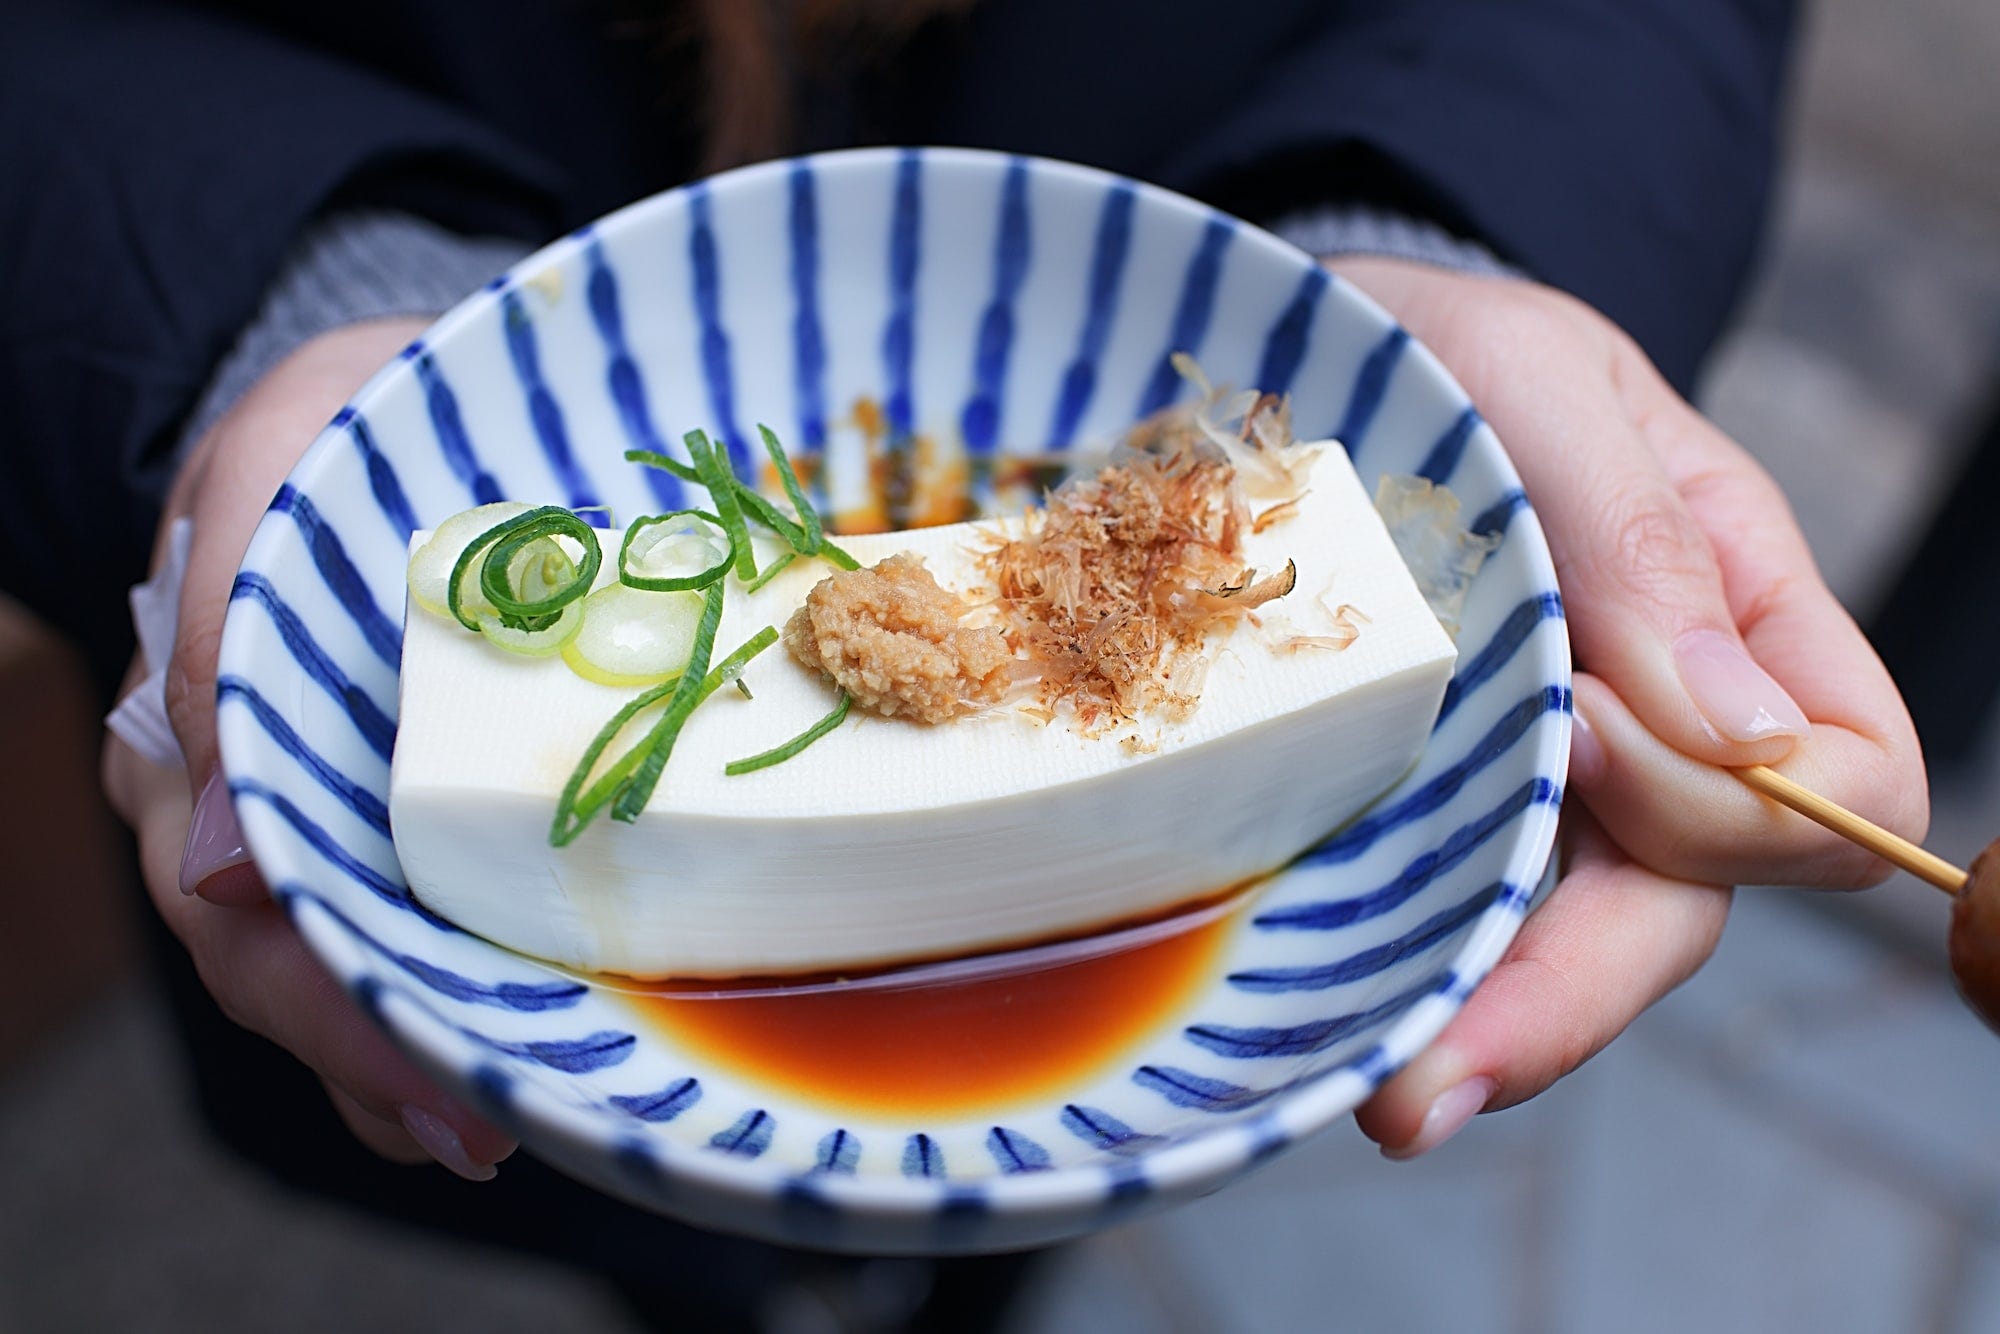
618, 509, 733, 591
472, 507, 603, 627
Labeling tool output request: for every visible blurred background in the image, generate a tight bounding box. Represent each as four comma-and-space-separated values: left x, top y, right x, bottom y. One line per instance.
5, 1, 1998, 1329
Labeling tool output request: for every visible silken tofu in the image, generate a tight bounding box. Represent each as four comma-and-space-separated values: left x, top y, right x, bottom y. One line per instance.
389, 443, 1457, 978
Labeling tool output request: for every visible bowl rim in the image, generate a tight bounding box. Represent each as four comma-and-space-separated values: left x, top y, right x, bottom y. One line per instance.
220, 144, 1569, 1221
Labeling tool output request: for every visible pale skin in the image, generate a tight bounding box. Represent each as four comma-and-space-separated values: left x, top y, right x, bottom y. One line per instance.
102, 258, 1928, 1178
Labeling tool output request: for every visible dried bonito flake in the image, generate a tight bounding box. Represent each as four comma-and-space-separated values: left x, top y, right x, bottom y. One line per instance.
982, 390, 1308, 730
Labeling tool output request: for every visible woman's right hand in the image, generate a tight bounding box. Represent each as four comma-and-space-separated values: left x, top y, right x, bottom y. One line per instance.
103, 316, 517, 1181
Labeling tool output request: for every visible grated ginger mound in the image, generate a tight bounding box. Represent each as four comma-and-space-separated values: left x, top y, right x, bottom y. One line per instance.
785, 554, 1013, 723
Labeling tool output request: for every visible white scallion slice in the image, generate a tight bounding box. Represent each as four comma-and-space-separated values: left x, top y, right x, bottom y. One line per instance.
560, 582, 705, 686
407, 502, 533, 619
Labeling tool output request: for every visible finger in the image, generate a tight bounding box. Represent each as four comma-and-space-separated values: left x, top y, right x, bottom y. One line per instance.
1330, 259, 1809, 769
322, 1080, 432, 1166
1355, 811, 1729, 1156
119, 739, 514, 1177
1572, 672, 1915, 889
1613, 368, 1928, 844
166, 317, 432, 897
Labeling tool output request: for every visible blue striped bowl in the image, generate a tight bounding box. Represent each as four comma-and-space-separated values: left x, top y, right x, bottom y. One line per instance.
216, 148, 1568, 1254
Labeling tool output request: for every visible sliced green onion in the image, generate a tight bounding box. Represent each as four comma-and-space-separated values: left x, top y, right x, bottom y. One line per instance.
742, 551, 796, 594
407, 501, 533, 619
758, 424, 822, 554
619, 509, 732, 591
624, 448, 699, 484
549, 676, 681, 846
732, 485, 860, 569
550, 623, 779, 846
725, 692, 851, 776
477, 508, 603, 625
684, 429, 757, 583
560, 582, 704, 686
480, 597, 584, 656
610, 580, 727, 823
628, 445, 858, 570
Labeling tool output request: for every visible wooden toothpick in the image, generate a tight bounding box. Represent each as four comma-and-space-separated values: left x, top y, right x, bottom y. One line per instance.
1735, 764, 1968, 894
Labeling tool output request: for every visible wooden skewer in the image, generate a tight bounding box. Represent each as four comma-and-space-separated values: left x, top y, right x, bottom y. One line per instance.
1735, 764, 1968, 894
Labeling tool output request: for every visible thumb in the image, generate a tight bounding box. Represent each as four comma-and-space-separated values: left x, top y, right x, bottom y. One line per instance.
1487, 318, 1808, 766
166, 316, 432, 899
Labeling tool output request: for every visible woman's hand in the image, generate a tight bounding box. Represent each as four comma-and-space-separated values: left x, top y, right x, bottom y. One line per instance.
103, 315, 516, 1180
1330, 256, 1927, 1156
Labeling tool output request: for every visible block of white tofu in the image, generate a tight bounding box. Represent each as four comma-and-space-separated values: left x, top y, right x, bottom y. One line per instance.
390, 444, 1457, 979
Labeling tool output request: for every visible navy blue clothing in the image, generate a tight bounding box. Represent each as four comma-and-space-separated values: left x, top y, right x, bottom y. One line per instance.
5, 0, 1794, 691
0, 0, 1795, 1301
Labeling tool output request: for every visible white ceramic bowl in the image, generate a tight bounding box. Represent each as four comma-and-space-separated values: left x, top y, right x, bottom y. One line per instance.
217, 147, 1569, 1254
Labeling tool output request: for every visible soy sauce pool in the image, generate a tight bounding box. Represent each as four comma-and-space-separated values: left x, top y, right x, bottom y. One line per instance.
599, 893, 1247, 1120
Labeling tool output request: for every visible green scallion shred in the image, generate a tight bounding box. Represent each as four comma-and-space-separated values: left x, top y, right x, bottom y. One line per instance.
724, 692, 851, 776
684, 429, 757, 584
627, 445, 858, 570
758, 424, 823, 554
548, 676, 681, 846
623, 449, 699, 483
742, 550, 796, 593
734, 679, 753, 700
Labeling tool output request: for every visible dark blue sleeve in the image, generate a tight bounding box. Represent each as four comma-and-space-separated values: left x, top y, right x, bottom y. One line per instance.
0, 0, 563, 689
1153, 0, 1798, 393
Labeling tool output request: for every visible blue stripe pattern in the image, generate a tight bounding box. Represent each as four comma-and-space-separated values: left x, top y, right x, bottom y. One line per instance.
987, 1127, 1051, 1173
612, 1078, 703, 1122
268, 486, 401, 666
1259, 779, 1561, 931
280, 886, 584, 1011
335, 408, 419, 538
688, 184, 750, 475
1187, 973, 1446, 1060
218, 676, 388, 836
711, 1110, 775, 1158
902, 1133, 945, 1179
815, 1129, 860, 1174
1048, 184, 1135, 450
233, 781, 433, 921
1307, 685, 1569, 866
882, 151, 922, 436
414, 353, 502, 503
1139, 218, 1233, 415
789, 162, 829, 455
960, 157, 1032, 457
1416, 406, 1483, 483
503, 290, 605, 521
1335, 327, 1410, 456
1437, 593, 1565, 725
586, 242, 686, 510
229, 573, 396, 760
1255, 266, 1329, 397
1228, 886, 1500, 993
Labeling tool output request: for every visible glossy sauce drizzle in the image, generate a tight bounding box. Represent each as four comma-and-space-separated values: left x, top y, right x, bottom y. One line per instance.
613, 900, 1241, 1119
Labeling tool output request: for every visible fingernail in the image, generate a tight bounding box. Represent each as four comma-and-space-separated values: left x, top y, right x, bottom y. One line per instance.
1569, 698, 1607, 788
399, 1105, 498, 1182
1383, 1075, 1496, 1161
1672, 630, 1810, 744
179, 770, 252, 895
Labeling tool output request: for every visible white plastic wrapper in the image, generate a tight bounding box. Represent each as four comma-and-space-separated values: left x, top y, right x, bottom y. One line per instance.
104, 517, 192, 768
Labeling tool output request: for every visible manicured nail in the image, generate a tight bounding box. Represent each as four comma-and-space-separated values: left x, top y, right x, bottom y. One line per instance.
1382, 1075, 1496, 1161
1673, 630, 1810, 744
179, 770, 252, 895
399, 1105, 498, 1182
1568, 698, 1607, 788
